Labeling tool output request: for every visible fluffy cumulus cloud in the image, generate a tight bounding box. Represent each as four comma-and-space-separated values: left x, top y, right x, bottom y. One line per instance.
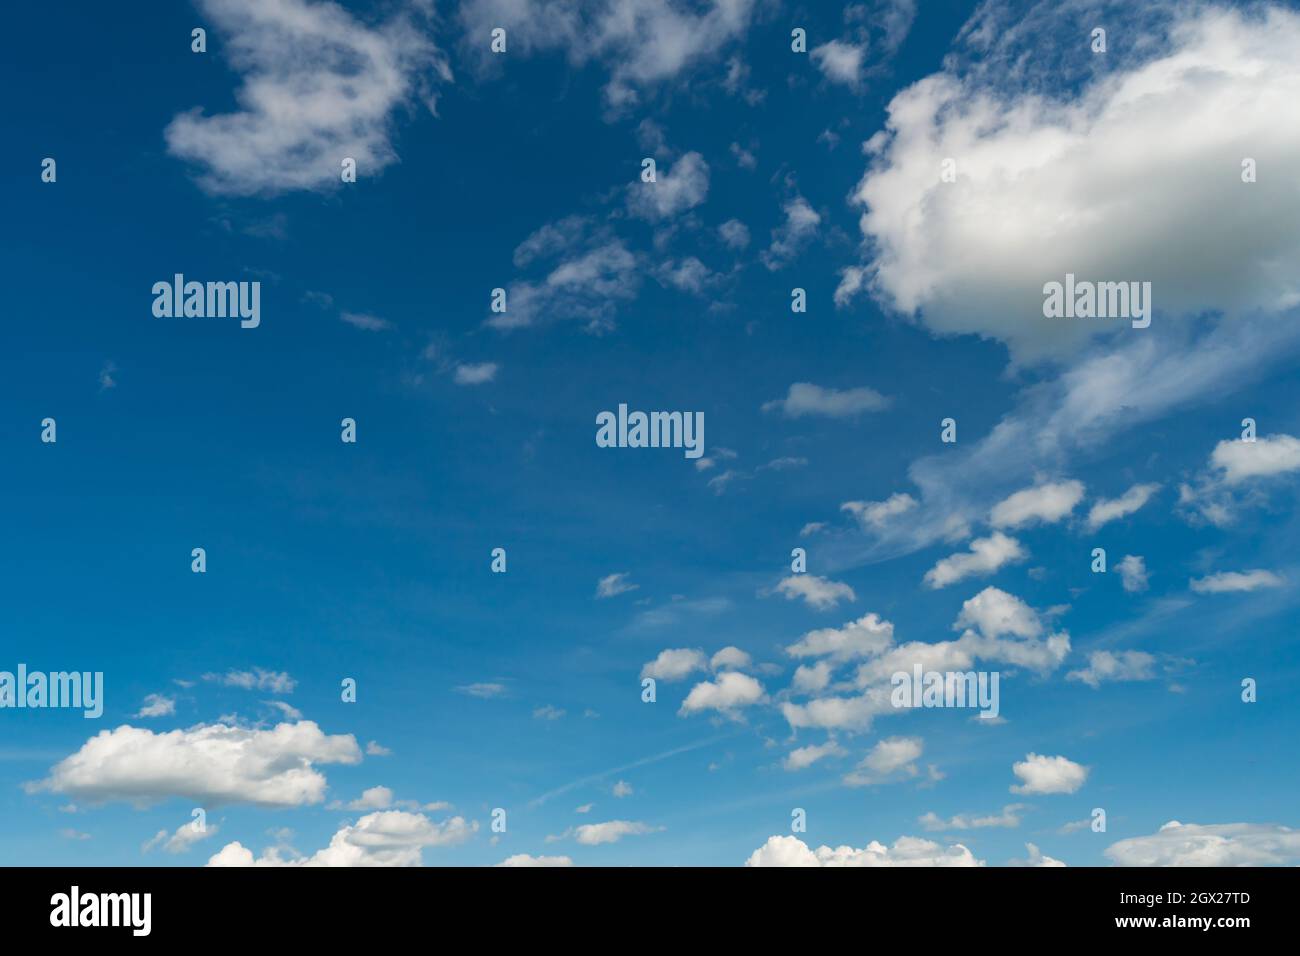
785, 613, 894, 661
166, 0, 449, 195
1209, 434, 1300, 484
763, 382, 889, 418
1105, 821, 1300, 866
496, 853, 574, 867
562, 820, 659, 846
28, 721, 362, 807
1115, 555, 1149, 593
783, 740, 847, 772
745, 834, 982, 867
843, 736, 923, 786
842, 493, 917, 530
640, 648, 708, 682
1087, 483, 1161, 529
840, 4, 1300, 363
143, 820, 219, 855
678, 671, 766, 716
207, 810, 476, 866
1010, 753, 1088, 795
1067, 650, 1156, 688
628, 151, 710, 220
989, 480, 1084, 530
709, 646, 751, 671
811, 40, 866, 89
923, 532, 1026, 589
1009, 843, 1066, 867
774, 574, 856, 611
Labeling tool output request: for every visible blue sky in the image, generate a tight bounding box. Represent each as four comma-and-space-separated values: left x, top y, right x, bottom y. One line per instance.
3, 0, 1300, 867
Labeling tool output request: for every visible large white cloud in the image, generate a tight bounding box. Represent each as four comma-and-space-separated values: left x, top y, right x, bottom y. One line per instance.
841, 4, 1300, 363
1105, 821, 1300, 866
207, 810, 476, 866
745, 833, 982, 867
166, 0, 448, 195
28, 721, 362, 807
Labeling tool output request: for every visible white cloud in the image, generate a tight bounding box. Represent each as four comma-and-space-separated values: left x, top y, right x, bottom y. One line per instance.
365, 741, 392, 756
203, 668, 296, 694
1105, 821, 1300, 866
678, 672, 766, 716
30, 721, 361, 807
1008, 842, 1066, 867
454, 362, 498, 385
135, 694, 176, 719
718, 218, 750, 250
844, 736, 923, 786
340, 311, 392, 332
533, 705, 565, 721
565, 820, 659, 846
208, 810, 476, 866
990, 480, 1084, 530
166, 0, 448, 196
761, 195, 822, 270
1087, 483, 1161, 529
496, 853, 573, 867
709, 646, 751, 671
640, 648, 707, 682
841, 5, 1300, 363
628, 151, 710, 220
762, 383, 890, 418
1067, 650, 1156, 688
744, 833, 982, 867
774, 574, 856, 611
1010, 753, 1088, 795
596, 572, 638, 599
143, 820, 219, 855
841, 493, 917, 529
919, 804, 1026, 831
1210, 434, 1300, 484
783, 741, 847, 772
786, 612, 894, 661
612, 780, 633, 798
342, 786, 394, 811
1190, 569, 1285, 593
923, 532, 1026, 588
792, 661, 833, 694
811, 40, 866, 89
454, 682, 508, 698
459, 0, 756, 110
1115, 555, 1150, 593
953, 586, 1042, 639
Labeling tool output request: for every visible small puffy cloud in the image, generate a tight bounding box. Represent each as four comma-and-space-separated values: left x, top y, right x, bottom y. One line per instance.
1190, 569, 1285, 593
143, 820, 219, 855
612, 780, 633, 798
1116, 555, 1149, 593
990, 480, 1085, 530
709, 646, 751, 671
628, 151, 709, 220
453, 362, 498, 385
568, 820, 659, 846
786, 613, 894, 661
1087, 483, 1160, 529
1010, 753, 1089, 795
30, 721, 361, 807
792, 661, 833, 694
761, 196, 822, 270
640, 648, 707, 682
135, 694, 176, 719
532, 705, 565, 721
718, 218, 750, 250
1067, 650, 1156, 689
1105, 821, 1300, 866
1009, 843, 1066, 867
678, 672, 766, 716
783, 741, 847, 772
923, 532, 1026, 589
953, 586, 1042, 640
1210, 434, 1300, 484
596, 573, 638, 599
208, 810, 476, 867
841, 493, 917, 530
919, 804, 1027, 831
811, 40, 866, 88
365, 741, 392, 757
774, 574, 856, 611
496, 854, 573, 867
744, 834, 982, 867
342, 786, 394, 811
762, 382, 890, 418
844, 736, 923, 787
